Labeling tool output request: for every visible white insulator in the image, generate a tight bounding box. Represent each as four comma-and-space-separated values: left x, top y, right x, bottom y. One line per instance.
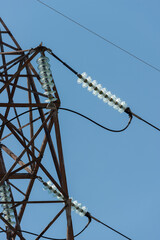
43, 181, 87, 217
1, 196, 12, 202
44, 181, 63, 199
0, 183, 16, 226
88, 80, 96, 92
6, 220, 16, 226
93, 84, 102, 96
79, 206, 87, 217
38, 63, 51, 71
42, 82, 54, 90
96, 84, 102, 91
40, 76, 53, 83
77, 78, 83, 84
92, 89, 99, 96
4, 215, 15, 220
113, 104, 119, 110
0, 191, 10, 197
37, 56, 49, 64
44, 90, 55, 96
57, 194, 63, 200
40, 72, 52, 79
108, 94, 116, 107
45, 98, 57, 103
103, 97, 109, 103
87, 76, 92, 83
98, 88, 107, 99
37, 55, 57, 104
82, 82, 88, 88
113, 98, 121, 110
3, 208, 14, 215
77, 72, 88, 84
71, 199, 87, 217
108, 101, 114, 107
43, 185, 49, 191
72, 200, 78, 208
75, 203, 82, 213
77, 73, 127, 113
1, 203, 12, 208
0, 185, 9, 191
47, 181, 52, 186
121, 101, 127, 109
81, 72, 87, 79
106, 91, 112, 100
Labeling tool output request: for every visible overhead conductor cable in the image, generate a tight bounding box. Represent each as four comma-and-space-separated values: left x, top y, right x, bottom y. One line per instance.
47, 48, 160, 132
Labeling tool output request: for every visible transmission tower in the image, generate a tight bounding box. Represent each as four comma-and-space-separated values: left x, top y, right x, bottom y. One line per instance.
0, 18, 75, 240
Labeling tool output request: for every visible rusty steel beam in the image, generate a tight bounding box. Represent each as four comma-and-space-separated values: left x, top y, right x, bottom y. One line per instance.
66, 199, 74, 240
27, 79, 35, 170
0, 79, 47, 98
0, 41, 19, 51
0, 111, 50, 141
0, 61, 25, 139
0, 55, 26, 75
8, 181, 26, 196
0, 55, 23, 70
0, 125, 39, 185
0, 173, 34, 179
0, 49, 39, 94
35, 206, 66, 240
9, 160, 37, 176
26, 59, 74, 239
0, 31, 12, 105
27, 68, 63, 185
54, 113, 69, 195
1, 74, 37, 77
0, 18, 21, 49
4, 200, 64, 205
0, 215, 25, 240
0, 102, 47, 108
17, 114, 56, 223
0, 19, 75, 240
0, 147, 23, 239
54, 114, 74, 240
0, 114, 38, 159
13, 106, 32, 170
0, 31, 9, 33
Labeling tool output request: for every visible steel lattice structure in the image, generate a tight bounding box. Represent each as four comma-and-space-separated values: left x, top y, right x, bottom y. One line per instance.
0, 18, 75, 240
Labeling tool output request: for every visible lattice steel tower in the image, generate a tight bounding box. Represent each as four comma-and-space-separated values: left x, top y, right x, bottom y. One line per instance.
0, 18, 76, 240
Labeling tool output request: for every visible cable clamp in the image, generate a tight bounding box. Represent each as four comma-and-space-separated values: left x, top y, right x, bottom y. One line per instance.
36, 176, 43, 183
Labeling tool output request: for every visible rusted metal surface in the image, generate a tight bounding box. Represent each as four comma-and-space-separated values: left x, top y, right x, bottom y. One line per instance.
35, 205, 66, 240
0, 18, 75, 240
0, 102, 47, 107
66, 199, 74, 240
0, 111, 50, 141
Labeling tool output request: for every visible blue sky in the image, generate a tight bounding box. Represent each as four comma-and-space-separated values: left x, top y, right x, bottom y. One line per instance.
0, 0, 160, 239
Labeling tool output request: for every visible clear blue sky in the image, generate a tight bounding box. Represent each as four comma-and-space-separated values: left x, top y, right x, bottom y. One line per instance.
0, 0, 160, 239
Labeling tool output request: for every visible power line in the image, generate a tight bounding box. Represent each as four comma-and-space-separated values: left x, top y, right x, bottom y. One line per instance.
0, 106, 132, 133
0, 215, 132, 240
47, 48, 160, 132
37, 0, 160, 73
59, 107, 132, 133
36, 177, 132, 240
0, 215, 91, 239
131, 111, 160, 132
90, 214, 132, 240
0, 107, 48, 128
0, 104, 159, 133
